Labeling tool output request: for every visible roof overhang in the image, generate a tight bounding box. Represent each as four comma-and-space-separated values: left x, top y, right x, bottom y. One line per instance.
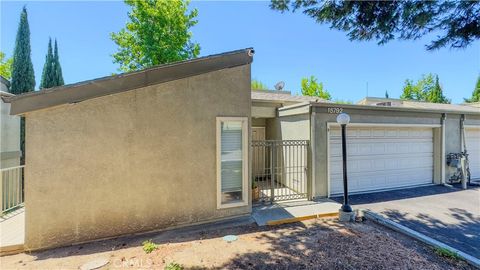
7, 48, 254, 115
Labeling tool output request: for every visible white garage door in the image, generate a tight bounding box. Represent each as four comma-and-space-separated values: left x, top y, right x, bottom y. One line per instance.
329, 126, 434, 195
465, 127, 480, 180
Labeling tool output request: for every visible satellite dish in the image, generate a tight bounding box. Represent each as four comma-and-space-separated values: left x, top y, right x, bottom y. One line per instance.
274, 81, 285, 91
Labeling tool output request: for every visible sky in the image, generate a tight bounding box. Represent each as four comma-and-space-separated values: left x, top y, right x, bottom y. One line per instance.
1, 1, 479, 104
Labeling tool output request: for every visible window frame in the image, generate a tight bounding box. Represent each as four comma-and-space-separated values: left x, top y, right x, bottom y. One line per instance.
216, 116, 249, 209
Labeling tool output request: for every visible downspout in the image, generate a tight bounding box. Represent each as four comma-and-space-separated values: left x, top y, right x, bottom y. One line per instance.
460, 114, 465, 152
441, 113, 446, 185
309, 105, 316, 200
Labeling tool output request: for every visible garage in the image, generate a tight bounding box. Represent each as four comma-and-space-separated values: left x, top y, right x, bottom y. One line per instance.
329, 125, 434, 195
465, 126, 480, 180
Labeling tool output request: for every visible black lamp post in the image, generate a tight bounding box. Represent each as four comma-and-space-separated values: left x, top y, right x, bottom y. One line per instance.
337, 113, 352, 213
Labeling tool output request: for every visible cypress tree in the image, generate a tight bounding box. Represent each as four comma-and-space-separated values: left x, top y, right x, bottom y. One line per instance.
10, 6, 35, 165
40, 38, 54, 89
10, 6, 35, 94
427, 75, 450, 104
53, 39, 64, 86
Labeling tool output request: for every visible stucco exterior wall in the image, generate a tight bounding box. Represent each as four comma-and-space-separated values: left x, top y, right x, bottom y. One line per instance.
1, 94, 21, 169
24, 65, 251, 250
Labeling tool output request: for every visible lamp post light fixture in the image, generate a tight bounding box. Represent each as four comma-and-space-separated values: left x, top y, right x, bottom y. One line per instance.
336, 113, 354, 218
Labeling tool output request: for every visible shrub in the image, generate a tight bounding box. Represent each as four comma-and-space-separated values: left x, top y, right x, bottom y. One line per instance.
165, 262, 183, 270
142, 239, 158, 254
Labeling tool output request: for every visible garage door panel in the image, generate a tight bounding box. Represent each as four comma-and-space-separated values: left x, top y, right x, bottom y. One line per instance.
329, 126, 434, 195
466, 127, 480, 180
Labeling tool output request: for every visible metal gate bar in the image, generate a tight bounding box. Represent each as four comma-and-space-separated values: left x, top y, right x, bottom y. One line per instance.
252, 140, 309, 203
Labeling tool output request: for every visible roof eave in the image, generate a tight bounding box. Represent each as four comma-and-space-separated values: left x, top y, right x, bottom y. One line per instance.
9, 48, 254, 115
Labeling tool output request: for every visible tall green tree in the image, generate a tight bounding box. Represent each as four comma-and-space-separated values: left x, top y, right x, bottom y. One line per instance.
10, 6, 35, 165
10, 6, 35, 94
301, 75, 331, 100
464, 75, 480, 103
426, 75, 450, 103
271, 1, 480, 50
400, 74, 450, 103
40, 39, 65, 89
53, 39, 64, 86
251, 79, 268, 90
111, 0, 200, 72
40, 38, 54, 89
385, 91, 389, 98
0, 52, 13, 80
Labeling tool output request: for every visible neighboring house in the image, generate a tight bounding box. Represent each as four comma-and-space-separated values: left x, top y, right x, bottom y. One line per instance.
4, 49, 480, 251
0, 76, 21, 169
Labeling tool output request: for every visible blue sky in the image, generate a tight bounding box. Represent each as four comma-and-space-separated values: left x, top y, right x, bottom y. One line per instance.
1, 1, 479, 103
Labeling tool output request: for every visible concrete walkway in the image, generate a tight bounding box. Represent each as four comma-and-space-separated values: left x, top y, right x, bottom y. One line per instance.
333, 185, 480, 259
252, 199, 341, 226
0, 207, 25, 253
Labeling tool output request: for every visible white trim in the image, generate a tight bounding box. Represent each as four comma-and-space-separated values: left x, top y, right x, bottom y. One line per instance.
310, 110, 316, 199
216, 117, 249, 209
326, 122, 331, 198
326, 122, 441, 128
441, 115, 446, 184
465, 124, 480, 129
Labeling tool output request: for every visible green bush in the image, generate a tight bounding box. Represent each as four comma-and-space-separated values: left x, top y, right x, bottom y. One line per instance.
165, 262, 183, 270
142, 239, 158, 254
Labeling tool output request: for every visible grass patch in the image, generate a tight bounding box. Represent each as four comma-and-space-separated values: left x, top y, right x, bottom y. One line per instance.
434, 247, 462, 261
165, 262, 183, 270
142, 239, 158, 254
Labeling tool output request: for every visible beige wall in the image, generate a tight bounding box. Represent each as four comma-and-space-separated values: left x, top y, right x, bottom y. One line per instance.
1, 94, 21, 169
24, 65, 251, 250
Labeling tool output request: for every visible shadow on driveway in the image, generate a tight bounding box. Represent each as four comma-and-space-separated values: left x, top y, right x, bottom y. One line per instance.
333, 185, 480, 259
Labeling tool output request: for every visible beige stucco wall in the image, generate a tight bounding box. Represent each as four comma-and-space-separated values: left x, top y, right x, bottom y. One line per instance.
24, 64, 251, 250
1, 94, 21, 169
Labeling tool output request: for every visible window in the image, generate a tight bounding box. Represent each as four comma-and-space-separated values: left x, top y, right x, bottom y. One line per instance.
217, 117, 248, 209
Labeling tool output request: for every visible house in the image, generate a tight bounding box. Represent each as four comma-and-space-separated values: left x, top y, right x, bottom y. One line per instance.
0, 76, 21, 169
5, 49, 480, 251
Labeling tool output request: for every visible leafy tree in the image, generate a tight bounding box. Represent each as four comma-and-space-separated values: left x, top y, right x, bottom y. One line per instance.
111, 0, 200, 72
0, 52, 13, 80
40, 38, 54, 89
53, 39, 64, 86
10, 6, 35, 94
401, 74, 450, 103
334, 99, 353, 104
464, 75, 480, 103
270, 1, 480, 50
251, 79, 268, 90
385, 91, 389, 99
301, 75, 331, 100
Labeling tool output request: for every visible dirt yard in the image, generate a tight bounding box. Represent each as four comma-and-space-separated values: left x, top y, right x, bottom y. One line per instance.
0, 219, 474, 270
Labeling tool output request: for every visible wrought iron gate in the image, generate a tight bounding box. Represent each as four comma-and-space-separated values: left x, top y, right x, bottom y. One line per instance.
252, 140, 310, 203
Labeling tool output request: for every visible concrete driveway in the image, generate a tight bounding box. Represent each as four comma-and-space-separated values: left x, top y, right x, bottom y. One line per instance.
333, 185, 480, 259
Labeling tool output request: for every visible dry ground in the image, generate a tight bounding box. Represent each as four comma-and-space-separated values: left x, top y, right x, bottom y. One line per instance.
0, 219, 474, 270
